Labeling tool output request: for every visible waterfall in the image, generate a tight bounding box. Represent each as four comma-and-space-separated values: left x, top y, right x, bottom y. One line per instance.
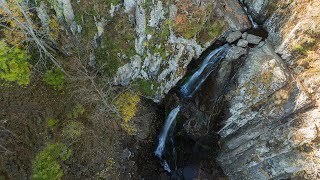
180, 44, 230, 98
239, 0, 258, 28
155, 105, 181, 159
155, 44, 230, 173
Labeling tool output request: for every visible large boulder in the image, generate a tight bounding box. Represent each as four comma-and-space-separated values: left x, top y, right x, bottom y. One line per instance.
226, 31, 242, 43
246, 34, 262, 45
225, 46, 247, 61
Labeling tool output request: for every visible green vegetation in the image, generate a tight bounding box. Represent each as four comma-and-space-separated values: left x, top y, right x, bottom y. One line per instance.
96, 11, 136, 77
70, 0, 128, 77
0, 41, 31, 85
133, 79, 159, 97
173, 0, 210, 39
71, 0, 120, 38
47, 118, 58, 128
72, 0, 120, 17
172, 0, 224, 43
67, 103, 85, 119
96, 158, 117, 178
62, 121, 84, 139
198, 19, 225, 45
292, 37, 316, 55
32, 143, 72, 180
43, 68, 65, 90
292, 44, 305, 55
145, 20, 171, 60
114, 91, 140, 134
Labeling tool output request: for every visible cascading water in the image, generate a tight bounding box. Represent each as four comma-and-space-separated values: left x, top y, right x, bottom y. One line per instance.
155, 44, 230, 173
239, 0, 258, 28
155, 105, 181, 172
180, 44, 230, 98
152, 1, 266, 175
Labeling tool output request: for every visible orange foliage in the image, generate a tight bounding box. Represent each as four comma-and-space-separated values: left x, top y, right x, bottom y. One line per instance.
173, 0, 209, 38
175, 15, 187, 24
0, 0, 28, 46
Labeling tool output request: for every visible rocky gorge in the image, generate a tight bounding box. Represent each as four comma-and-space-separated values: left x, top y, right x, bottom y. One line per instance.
0, 0, 320, 179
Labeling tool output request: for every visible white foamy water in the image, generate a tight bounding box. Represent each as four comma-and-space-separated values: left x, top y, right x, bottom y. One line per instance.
180, 44, 230, 98
155, 105, 181, 159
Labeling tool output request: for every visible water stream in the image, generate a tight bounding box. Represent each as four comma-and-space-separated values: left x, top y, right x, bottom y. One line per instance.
155, 105, 181, 159
239, 0, 259, 28
155, 44, 230, 173
153, 2, 264, 176
180, 44, 230, 98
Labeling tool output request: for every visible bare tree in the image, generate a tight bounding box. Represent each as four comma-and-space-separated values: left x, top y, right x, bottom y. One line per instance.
0, 0, 66, 73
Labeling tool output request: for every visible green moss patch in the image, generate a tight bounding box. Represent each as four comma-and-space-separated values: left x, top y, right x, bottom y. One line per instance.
0, 41, 32, 86
132, 79, 159, 97
173, 0, 213, 39
47, 118, 59, 128
198, 18, 225, 45
32, 143, 72, 180
43, 68, 65, 90
96, 11, 136, 77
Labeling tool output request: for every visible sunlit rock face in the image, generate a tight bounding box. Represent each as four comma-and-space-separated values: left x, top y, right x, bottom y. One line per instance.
210, 1, 320, 178
113, 0, 251, 102
216, 41, 320, 179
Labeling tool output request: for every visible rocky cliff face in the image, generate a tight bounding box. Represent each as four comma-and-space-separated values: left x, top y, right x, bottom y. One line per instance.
28, 0, 320, 179
35, 0, 252, 101
109, 0, 252, 101
216, 0, 320, 179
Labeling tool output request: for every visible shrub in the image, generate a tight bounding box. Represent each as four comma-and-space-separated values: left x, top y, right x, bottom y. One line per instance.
96, 158, 117, 179
114, 91, 140, 134
47, 118, 58, 128
49, 16, 60, 39
0, 41, 31, 85
32, 143, 72, 180
43, 68, 65, 90
0, 1, 28, 46
133, 79, 155, 97
292, 38, 317, 56
67, 104, 85, 119
62, 121, 84, 139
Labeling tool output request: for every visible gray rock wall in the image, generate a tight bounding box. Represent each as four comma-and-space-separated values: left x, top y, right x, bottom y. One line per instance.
216, 1, 320, 179
217, 41, 320, 180
112, 0, 251, 101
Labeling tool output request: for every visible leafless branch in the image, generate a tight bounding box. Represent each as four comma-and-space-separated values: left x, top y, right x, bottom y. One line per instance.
0, 0, 67, 74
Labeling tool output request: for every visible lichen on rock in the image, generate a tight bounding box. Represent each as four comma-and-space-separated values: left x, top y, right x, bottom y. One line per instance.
111, 0, 251, 101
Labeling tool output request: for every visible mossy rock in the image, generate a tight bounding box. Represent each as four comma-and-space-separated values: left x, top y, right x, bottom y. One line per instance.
96, 11, 136, 77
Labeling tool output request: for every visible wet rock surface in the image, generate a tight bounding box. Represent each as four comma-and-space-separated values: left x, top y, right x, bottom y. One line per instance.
151, 29, 265, 179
